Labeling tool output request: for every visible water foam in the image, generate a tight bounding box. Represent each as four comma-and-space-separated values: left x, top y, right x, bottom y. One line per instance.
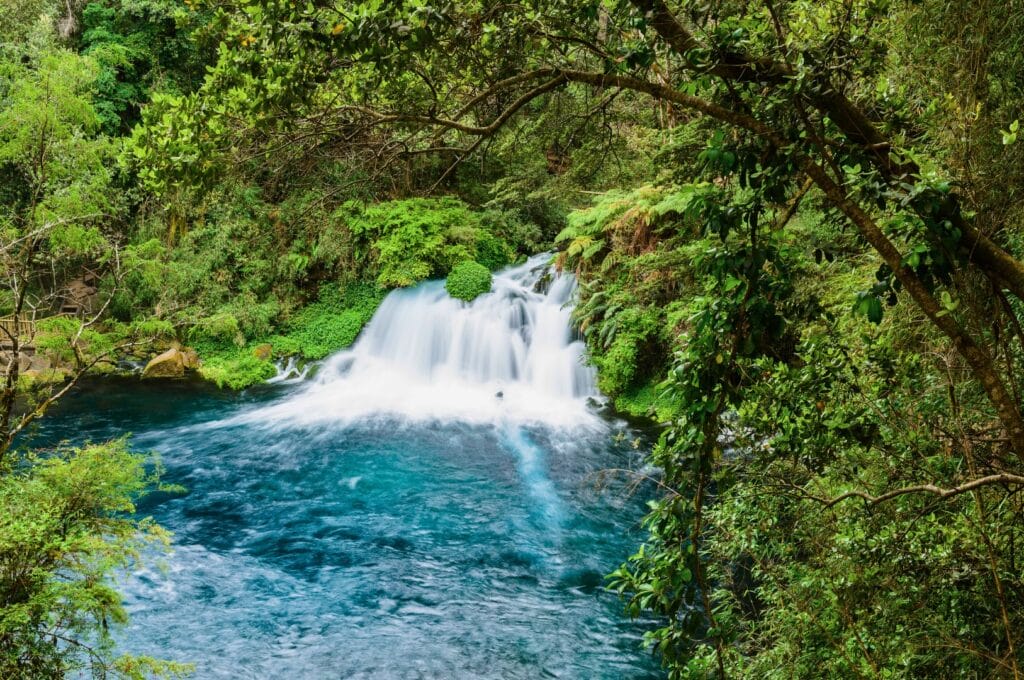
224, 254, 602, 430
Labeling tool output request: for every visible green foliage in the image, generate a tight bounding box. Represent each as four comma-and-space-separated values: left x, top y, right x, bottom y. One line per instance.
192, 282, 384, 389
0, 42, 118, 254
445, 261, 492, 302
0, 0, 59, 45
79, 0, 209, 134
473, 230, 514, 271
591, 307, 661, 395
342, 197, 485, 287
0, 440, 190, 678
270, 282, 384, 360
612, 381, 679, 423
563, 185, 708, 406
193, 343, 276, 390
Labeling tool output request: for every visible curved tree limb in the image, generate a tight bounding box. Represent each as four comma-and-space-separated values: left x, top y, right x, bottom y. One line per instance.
802, 473, 1024, 508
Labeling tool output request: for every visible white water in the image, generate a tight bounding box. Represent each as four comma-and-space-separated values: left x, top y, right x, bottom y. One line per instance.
231, 254, 602, 430
266, 356, 310, 385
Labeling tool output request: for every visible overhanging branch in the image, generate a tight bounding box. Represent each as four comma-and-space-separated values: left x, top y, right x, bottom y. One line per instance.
803, 474, 1024, 508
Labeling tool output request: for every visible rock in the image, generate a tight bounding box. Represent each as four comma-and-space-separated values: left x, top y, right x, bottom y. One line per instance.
252, 343, 273, 361
142, 348, 185, 379
181, 347, 200, 369
532, 269, 553, 295
28, 354, 51, 372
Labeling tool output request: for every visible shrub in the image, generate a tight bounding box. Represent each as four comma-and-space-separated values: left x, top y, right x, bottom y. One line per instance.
474, 231, 514, 270
274, 282, 384, 359
445, 261, 493, 301
342, 197, 485, 287
196, 348, 276, 389
0, 440, 190, 678
193, 281, 385, 389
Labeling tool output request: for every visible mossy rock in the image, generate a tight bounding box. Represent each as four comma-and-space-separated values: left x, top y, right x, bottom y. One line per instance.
445, 261, 492, 302
142, 348, 185, 379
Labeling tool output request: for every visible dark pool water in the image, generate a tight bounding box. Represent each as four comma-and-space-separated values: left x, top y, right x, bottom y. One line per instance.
31, 379, 660, 679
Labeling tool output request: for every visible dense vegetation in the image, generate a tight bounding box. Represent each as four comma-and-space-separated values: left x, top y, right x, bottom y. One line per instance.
3, 0, 1024, 677
445, 261, 493, 302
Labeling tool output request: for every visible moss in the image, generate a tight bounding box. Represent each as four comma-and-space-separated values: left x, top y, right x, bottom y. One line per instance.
445, 261, 493, 301
613, 381, 679, 423
197, 348, 277, 390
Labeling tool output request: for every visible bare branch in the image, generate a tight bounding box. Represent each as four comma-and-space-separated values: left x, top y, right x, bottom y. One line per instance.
801, 474, 1024, 508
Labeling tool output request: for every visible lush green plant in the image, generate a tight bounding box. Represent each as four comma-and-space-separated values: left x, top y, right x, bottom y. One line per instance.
269, 282, 384, 360
473, 231, 514, 271
79, 0, 208, 135
191, 282, 384, 389
445, 261, 493, 302
342, 197, 486, 287
0, 440, 190, 678
193, 344, 276, 389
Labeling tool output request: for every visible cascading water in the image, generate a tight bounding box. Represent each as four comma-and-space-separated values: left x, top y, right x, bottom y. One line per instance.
35, 254, 658, 678
232, 253, 601, 429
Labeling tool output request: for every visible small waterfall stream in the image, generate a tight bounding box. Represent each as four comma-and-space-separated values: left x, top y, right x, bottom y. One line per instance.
242, 253, 600, 429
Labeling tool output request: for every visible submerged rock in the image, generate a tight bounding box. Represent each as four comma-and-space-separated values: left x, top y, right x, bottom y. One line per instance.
142, 348, 185, 379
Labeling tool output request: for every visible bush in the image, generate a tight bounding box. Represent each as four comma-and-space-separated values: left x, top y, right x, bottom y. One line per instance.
192, 281, 385, 389
196, 347, 277, 389
0, 440, 190, 678
474, 231, 514, 270
341, 197, 485, 287
274, 282, 384, 359
445, 261, 493, 301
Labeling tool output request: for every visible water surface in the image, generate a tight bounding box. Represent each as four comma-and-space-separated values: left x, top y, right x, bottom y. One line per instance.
32, 257, 660, 678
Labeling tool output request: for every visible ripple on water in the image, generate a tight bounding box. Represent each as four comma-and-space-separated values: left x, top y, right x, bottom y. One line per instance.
35, 381, 660, 679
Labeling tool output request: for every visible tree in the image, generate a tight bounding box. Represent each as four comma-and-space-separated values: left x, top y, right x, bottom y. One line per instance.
0, 34, 184, 678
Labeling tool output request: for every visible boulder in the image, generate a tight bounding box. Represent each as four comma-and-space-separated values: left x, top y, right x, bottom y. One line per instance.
142, 348, 185, 379
28, 354, 51, 372
252, 343, 273, 361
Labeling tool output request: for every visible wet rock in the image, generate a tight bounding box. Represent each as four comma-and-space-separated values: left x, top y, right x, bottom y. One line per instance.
532, 269, 553, 295
142, 348, 185, 379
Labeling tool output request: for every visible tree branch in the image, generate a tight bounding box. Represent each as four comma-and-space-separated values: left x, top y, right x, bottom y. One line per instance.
804, 474, 1024, 508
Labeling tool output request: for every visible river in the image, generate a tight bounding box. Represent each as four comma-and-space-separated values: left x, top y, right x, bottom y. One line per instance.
33, 256, 660, 678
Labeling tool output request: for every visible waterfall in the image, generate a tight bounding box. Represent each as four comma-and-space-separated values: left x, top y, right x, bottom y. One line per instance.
233, 254, 602, 429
